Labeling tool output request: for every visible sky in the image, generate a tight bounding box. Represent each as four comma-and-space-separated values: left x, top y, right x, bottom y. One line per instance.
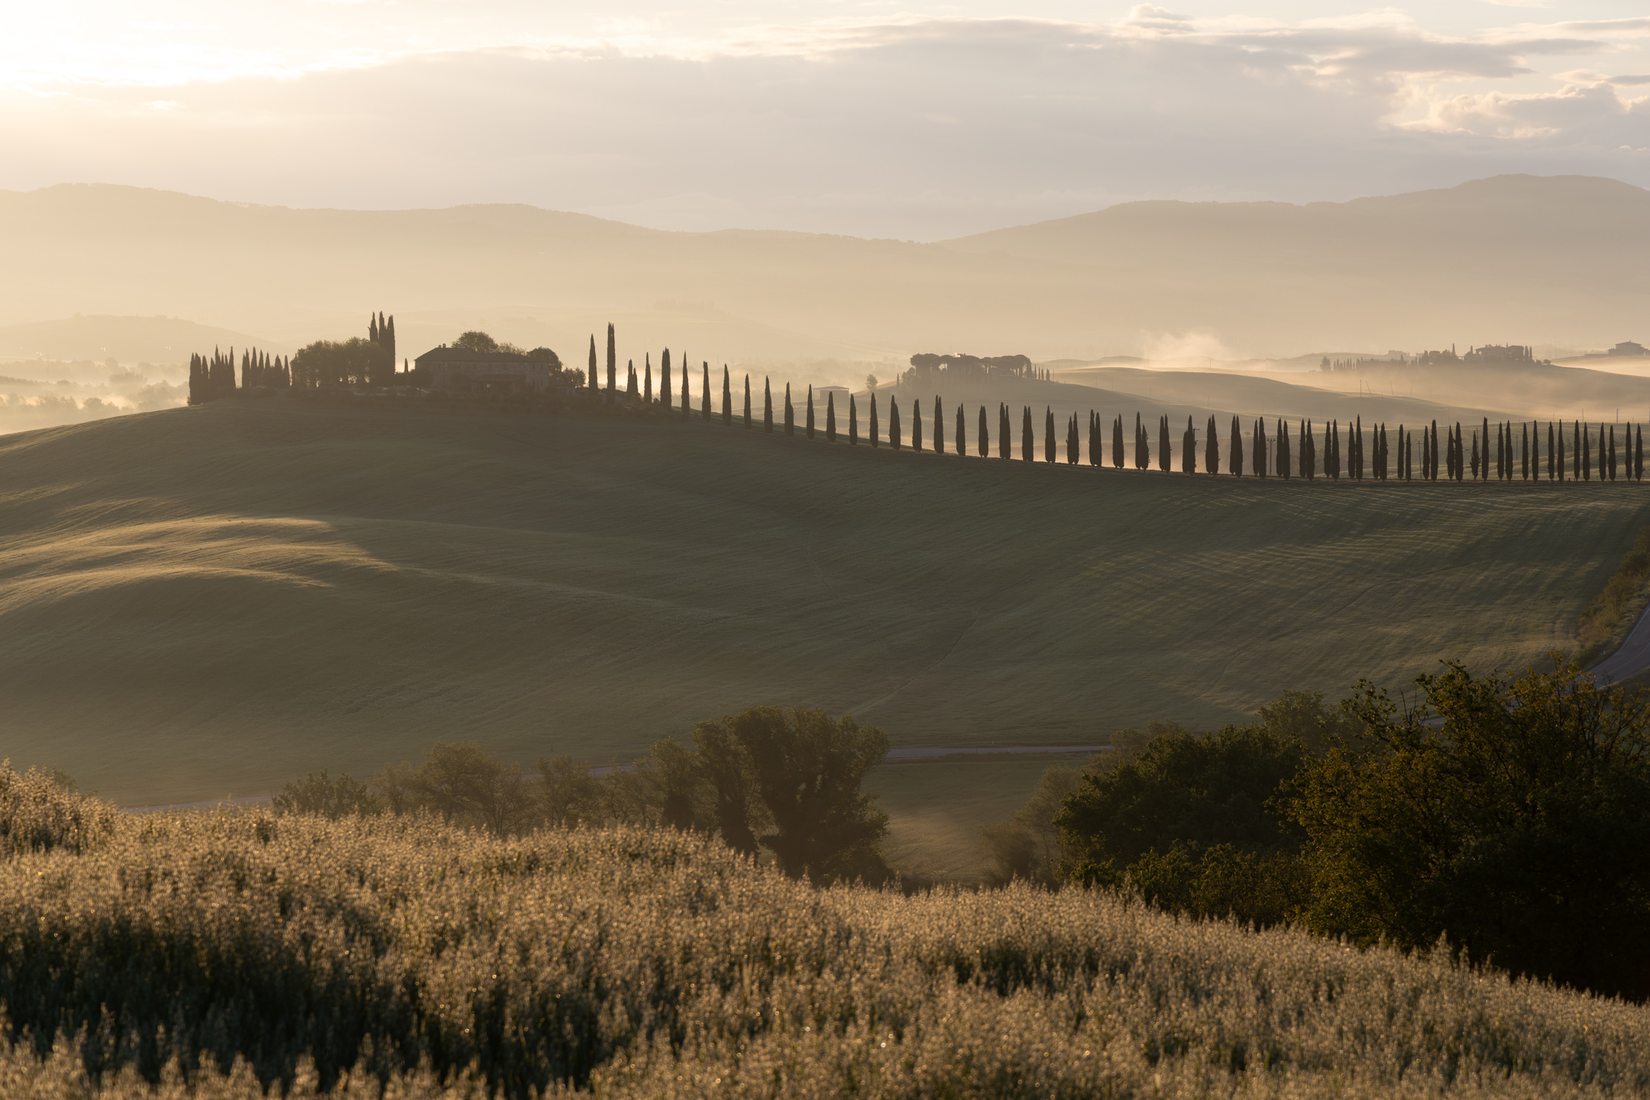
2, 2, 1647, 238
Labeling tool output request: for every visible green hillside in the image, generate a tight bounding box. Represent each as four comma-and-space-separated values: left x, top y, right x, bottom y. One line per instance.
1, 398, 1646, 810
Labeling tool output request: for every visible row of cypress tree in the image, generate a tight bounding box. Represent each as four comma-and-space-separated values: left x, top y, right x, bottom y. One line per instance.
587, 329, 1648, 483
187, 348, 292, 405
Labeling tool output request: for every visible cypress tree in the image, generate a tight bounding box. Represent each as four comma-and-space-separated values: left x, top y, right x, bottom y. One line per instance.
1557, 423, 1565, 481
1023, 406, 1035, 463
1181, 417, 1195, 474
910, 398, 921, 452
721, 366, 731, 424
1299, 421, 1310, 480
1609, 424, 1618, 481
1470, 433, 1479, 481
1114, 415, 1126, 469
955, 401, 965, 456
643, 354, 652, 402
1086, 412, 1098, 467
783, 382, 794, 435
627, 360, 638, 398
1637, 425, 1644, 482
606, 324, 617, 397
826, 392, 837, 441
1157, 415, 1170, 473
1580, 421, 1590, 481
1046, 407, 1056, 464
682, 358, 691, 414
1000, 405, 1011, 460
891, 398, 903, 451
1230, 415, 1243, 476
743, 375, 752, 429
806, 385, 816, 438
870, 393, 879, 447
763, 378, 773, 431
849, 395, 859, 444
1277, 418, 1291, 480
1205, 415, 1218, 475
1254, 418, 1267, 478
934, 396, 944, 454
587, 336, 597, 391
661, 348, 672, 407
1521, 423, 1530, 480
1527, 422, 1536, 480
978, 405, 988, 458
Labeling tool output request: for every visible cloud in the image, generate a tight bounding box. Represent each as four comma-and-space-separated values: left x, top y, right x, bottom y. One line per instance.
0, 14, 1646, 238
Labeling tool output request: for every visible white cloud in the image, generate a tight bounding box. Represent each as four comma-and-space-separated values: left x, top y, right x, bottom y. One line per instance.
0, 12, 1647, 237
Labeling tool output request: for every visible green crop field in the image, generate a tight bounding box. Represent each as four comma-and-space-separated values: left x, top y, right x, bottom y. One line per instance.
2, 396, 1647, 846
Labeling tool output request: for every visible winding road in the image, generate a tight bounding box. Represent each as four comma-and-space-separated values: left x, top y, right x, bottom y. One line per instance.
1587, 601, 1650, 685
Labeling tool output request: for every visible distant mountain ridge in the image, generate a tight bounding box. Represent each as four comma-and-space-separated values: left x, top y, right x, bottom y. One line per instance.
0, 175, 1644, 365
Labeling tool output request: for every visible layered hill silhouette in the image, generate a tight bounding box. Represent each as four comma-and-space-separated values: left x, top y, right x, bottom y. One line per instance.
1, 175, 1644, 364
0, 398, 1644, 805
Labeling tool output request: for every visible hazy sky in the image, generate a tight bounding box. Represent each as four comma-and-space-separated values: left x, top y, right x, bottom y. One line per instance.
3, 2, 1646, 237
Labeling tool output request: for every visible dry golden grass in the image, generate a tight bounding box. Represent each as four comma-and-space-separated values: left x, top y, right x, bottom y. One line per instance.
1, 769, 1647, 1098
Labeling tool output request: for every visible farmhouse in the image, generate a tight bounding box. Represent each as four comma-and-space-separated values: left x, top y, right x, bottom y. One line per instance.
416, 346, 554, 393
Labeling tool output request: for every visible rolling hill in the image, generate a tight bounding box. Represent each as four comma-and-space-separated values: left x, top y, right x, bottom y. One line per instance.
0, 175, 1645, 365
0, 397, 1645, 810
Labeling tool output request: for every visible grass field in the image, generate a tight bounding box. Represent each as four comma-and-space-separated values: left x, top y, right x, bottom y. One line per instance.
4, 777, 1648, 1098
1, 397, 1647, 835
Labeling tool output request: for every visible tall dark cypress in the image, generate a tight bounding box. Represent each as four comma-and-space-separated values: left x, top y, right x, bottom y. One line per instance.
1155, 415, 1169, 473
1205, 416, 1218, 475
1114, 415, 1126, 469
1557, 423, 1565, 481
1181, 417, 1195, 474
681, 357, 691, 414
1045, 407, 1056, 464
1470, 433, 1480, 481
721, 366, 731, 424
1254, 418, 1268, 478
849, 395, 859, 445
1526, 422, 1535, 480
763, 378, 773, 432
956, 402, 966, 456
1277, 418, 1290, 481
806, 385, 815, 438
1229, 416, 1243, 476
1580, 421, 1589, 481
1609, 424, 1618, 481
661, 348, 672, 408
869, 394, 879, 447
826, 392, 836, 441
890, 398, 903, 451
627, 360, 638, 398
783, 382, 794, 435
743, 375, 752, 429
1067, 414, 1079, 465
606, 324, 617, 397
1133, 413, 1145, 470
1637, 425, 1644, 482
934, 396, 944, 454
1000, 405, 1011, 460
587, 335, 598, 391
909, 398, 921, 452
643, 354, 653, 402
1022, 406, 1035, 463
978, 405, 988, 458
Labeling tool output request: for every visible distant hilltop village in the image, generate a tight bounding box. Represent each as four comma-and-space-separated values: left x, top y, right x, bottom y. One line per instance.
1320, 340, 1645, 373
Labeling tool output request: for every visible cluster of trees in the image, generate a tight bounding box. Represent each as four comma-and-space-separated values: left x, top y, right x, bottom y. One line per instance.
275, 706, 890, 886
902, 352, 1047, 383
586, 330, 1647, 484
993, 663, 1650, 1001
288, 312, 400, 390
186, 347, 290, 404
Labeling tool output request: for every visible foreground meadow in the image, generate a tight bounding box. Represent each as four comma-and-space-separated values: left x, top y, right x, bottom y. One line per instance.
2, 768, 1647, 1098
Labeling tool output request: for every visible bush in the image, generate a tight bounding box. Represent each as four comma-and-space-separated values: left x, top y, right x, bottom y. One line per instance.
0, 761, 113, 857
1291, 661, 1650, 999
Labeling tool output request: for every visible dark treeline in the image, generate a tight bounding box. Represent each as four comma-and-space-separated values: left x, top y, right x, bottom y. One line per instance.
585, 328, 1647, 484
990, 660, 1650, 1002
187, 347, 290, 405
